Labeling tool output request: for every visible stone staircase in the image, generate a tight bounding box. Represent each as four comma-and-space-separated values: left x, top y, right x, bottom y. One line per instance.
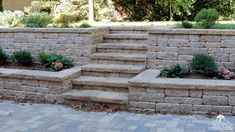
62, 27, 148, 106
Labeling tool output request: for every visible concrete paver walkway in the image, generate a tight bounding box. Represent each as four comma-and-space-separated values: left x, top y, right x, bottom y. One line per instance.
0, 101, 234, 132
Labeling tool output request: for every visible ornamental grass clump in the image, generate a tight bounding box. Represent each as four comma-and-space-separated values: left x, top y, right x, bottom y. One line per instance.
189, 54, 217, 77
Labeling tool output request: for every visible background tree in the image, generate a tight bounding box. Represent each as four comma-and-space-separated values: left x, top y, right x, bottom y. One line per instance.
0, 0, 3, 12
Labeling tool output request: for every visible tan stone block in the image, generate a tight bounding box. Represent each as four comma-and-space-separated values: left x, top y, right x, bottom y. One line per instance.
129, 101, 155, 109
203, 95, 228, 105
190, 90, 202, 98
165, 89, 189, 97
168, 39, 189, 47
128, 92, 165, 102
39, 81, 49, 88
158, 52, 178, 61
4, 82, 21, 91
22, 79, 39, 87
200, 35, 221, 42
147, 88, 164, 93
180, 104, 193, 114
43, 33, 58, 39
156, 103, 179, 113
189, 35, 200, 42
165, 97, 202, 104
193, 105, 212, 112
228, 96, 235, 105
211, 106, 232, 114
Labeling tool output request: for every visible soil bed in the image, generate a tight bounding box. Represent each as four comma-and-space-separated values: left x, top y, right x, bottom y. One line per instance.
0, 63, 50, 71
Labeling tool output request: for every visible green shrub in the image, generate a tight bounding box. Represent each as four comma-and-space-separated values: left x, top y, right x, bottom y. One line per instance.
79, 22, 91, 28
0, 48, 8, 65
189, 54, 217, 77
21, 13, 52, 28
194, 8, 219, 29
11, 50, 33, 66
181, 21, 192, 28
38, 52, 73, 71
53, 12, 79, 27
161, 64, 188, 78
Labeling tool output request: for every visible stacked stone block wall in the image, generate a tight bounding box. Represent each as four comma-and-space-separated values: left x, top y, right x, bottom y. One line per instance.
128, 70, 235, 115
0, 67, 81, 103
147, 29, 235, 69
0, 28, 109, 65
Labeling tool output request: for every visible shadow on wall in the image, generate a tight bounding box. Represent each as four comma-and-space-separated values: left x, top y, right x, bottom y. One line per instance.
3, 0, 32, 11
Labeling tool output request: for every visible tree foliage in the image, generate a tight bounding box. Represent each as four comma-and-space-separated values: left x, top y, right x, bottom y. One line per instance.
112, 0, 235, 21
0, 0, 3, 12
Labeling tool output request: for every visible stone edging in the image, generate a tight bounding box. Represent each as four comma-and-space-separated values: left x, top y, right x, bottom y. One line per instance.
0, 27, 109, 33
149, 28, 235, 35
0, 66, 81, 82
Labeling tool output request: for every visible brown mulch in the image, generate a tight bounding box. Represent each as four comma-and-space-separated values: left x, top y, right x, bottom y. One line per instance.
0, 62, 48, 71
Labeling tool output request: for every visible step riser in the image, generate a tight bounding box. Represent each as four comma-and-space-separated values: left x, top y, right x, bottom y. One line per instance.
104, 39, 147, 44
97, 49, 147, 54
73, 85, 128, 93
82, 71, 137, 78
91, 59, 145, 66
110, 31, 148, 34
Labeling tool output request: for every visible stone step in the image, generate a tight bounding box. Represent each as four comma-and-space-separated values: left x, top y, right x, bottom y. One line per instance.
81, 64, 145, 77
96, 43, 147, 50
96, 43, 147, 54
109, 26, 150, 34
73, 76, 129, 88
62, 89, 128, 105
104, 34, 148, 40
104, 34, 147, 43
91, 53, 147, 62
73, 76, 129, 92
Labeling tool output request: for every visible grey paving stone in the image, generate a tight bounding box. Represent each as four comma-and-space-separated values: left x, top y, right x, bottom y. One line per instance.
1, 101, 235, 132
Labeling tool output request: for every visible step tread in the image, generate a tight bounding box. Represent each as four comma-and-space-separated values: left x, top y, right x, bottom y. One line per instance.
91, 53, 147, 61
73, 76, 129, 87
104, 34, 148, 39
81, 64, 145, 73
96, 43, 147, 50
62, 89, 128, 104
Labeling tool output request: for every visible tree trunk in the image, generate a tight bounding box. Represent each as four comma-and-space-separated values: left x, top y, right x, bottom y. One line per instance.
169, 0, 173, 21
88, 0, 94, 22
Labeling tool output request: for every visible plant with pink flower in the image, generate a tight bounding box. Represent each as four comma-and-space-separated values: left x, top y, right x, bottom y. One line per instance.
217, 66, 235, 80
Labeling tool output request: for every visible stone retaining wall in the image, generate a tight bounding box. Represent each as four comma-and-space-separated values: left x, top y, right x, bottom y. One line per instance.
0, 67, 81, 103
0, 28, 109, 65
128, 70, 235, 115
147, 29, 235, 69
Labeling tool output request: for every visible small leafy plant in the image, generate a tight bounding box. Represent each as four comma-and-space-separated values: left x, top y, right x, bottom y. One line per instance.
11, 50, 33, 66
38, 52, 73, 71
181, 21, 192, 29
21, 13, 52, 28
79, 22, 91, 28
194, 8, 219, 29
189, 54, 217, 77
161, 64, 188, 78
0, 48, 8, 65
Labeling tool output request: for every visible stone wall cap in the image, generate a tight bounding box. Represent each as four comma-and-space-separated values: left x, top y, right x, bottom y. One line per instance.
130, 69, 235, 91
149, 28, 235, 35
0, 27, 108, 33
0, 66, 81, 82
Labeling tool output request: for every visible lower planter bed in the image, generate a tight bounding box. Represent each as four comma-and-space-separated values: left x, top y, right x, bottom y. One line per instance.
0, 66, 81, 103
128, 69, 235, 115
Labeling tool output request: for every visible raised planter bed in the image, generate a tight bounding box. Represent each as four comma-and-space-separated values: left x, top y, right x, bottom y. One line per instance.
128, 69, 235, 115
0, 66, 81, 103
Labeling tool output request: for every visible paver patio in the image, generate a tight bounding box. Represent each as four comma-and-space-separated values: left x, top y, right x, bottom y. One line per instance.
0, 101, 234, 132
